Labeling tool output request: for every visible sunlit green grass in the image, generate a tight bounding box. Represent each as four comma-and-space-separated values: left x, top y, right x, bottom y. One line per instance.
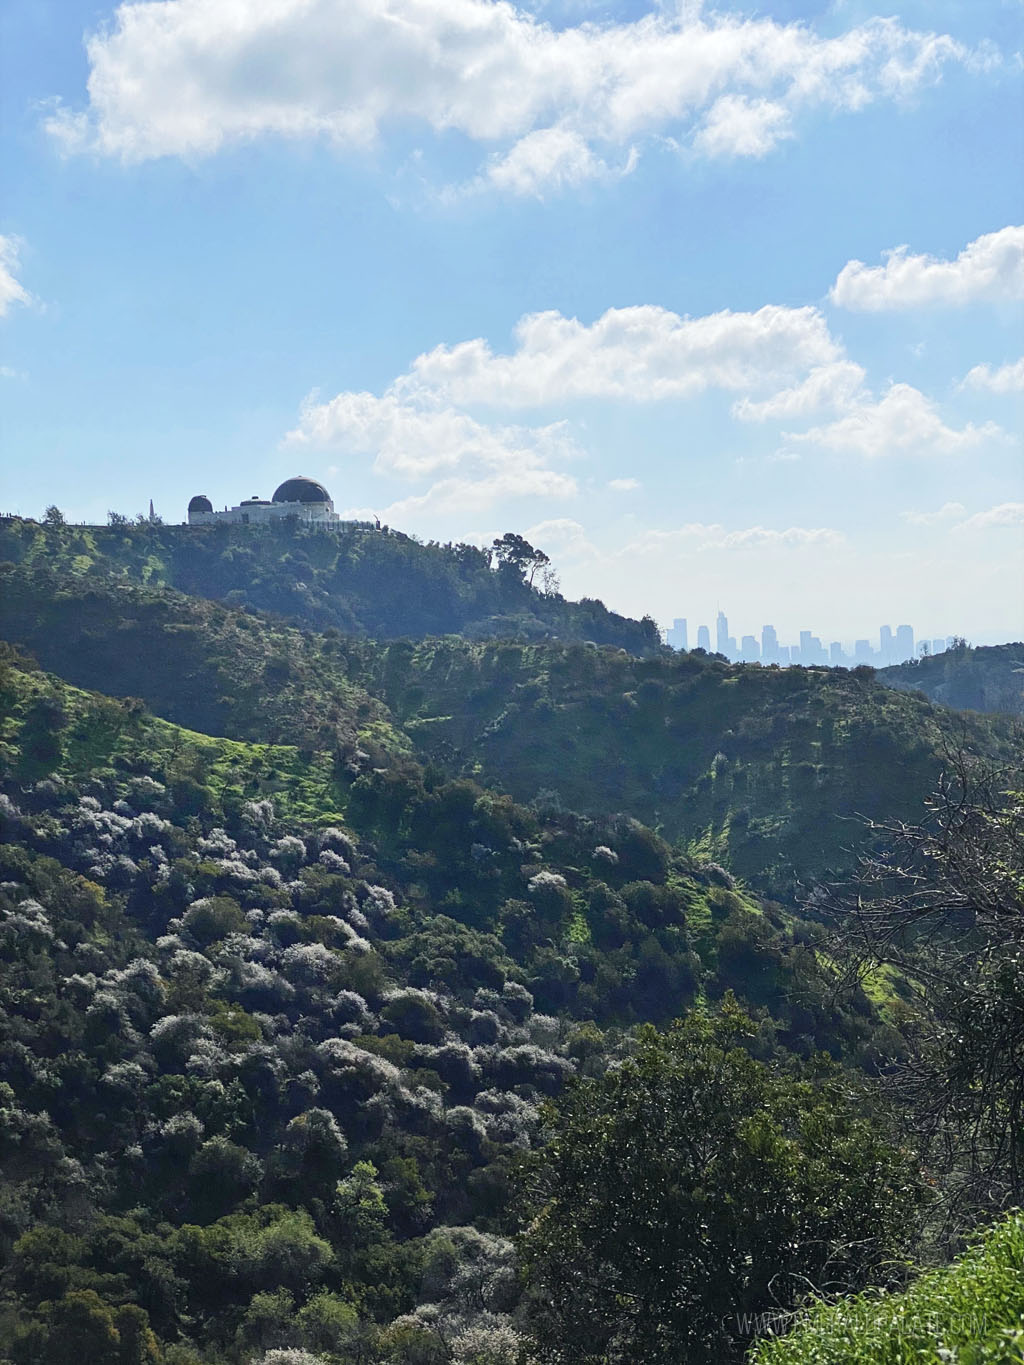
751, 1212, 1024, 1365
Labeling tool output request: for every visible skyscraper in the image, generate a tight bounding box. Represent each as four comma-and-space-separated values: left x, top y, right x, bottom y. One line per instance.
761, 624, 778, 664
740, 634, 759, 662
697, 624, 711, 652
716, 610, 729, 657
666, 618, 688, 651
895, 624, 914, 662
880, 625, 894, 664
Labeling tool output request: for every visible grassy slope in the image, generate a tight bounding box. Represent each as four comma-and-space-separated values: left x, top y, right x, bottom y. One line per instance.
751, 1212, 1024, 1364
0, 561, 408, 757
0, 656, 349, 826
3, 650, 913, 1058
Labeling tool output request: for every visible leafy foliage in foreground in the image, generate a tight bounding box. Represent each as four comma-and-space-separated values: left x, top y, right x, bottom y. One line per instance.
518, 1006, 925, 1365
750, 1211, 1024, 1365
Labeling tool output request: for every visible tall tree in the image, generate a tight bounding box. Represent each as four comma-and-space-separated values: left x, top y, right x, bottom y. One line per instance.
491, 533, 550, 585
518, 1002, 925, 1364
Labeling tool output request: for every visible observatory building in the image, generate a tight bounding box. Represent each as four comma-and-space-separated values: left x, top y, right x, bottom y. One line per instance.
187, 477, 349, 528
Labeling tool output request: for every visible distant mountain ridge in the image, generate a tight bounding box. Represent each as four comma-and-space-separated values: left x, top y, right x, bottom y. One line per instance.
878, 642, 1024, 717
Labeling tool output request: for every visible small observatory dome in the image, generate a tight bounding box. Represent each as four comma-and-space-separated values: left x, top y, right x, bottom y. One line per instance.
188, 495, 213, 514
272, 476, 332, 506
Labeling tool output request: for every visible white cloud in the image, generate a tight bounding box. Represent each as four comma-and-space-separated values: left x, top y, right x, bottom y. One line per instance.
287, 389, 581, 478
962, 356, 1024, 393
953, 502, 1024, 532
288, 301, 854, 517
370, 468, 578, 521
286, 384, 582, 522
900, 502, 967, 525
608, 477, 640, 491
624, 523, 845, 554
831, 225, 1024, 310
0, 237, 30, 317
792, 383, 1001, 458
732, 361, 866, 422
403, 304, 843, 407
484, 128, 630, 197
693, 96, 792, 159
525, 517, 595, 556
47, 1, 968, 192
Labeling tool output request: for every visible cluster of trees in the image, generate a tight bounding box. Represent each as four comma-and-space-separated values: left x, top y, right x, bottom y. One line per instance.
521, 750, 1024, 1361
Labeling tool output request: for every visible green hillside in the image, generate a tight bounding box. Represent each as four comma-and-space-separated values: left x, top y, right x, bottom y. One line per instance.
0, 561, 1009, 899
0, 515, 660, 652
336, 636, 1010, 894
0, 532, 1020, 1363
879, 641, 1024, 717
0, 648, 917, 1361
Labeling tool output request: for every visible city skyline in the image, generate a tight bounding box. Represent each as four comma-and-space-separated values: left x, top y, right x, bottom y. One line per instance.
665, 613, 959, 667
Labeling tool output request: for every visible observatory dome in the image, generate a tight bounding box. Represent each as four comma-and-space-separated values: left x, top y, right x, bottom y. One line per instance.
188, 495, 213, 514
272, 476, 332, 505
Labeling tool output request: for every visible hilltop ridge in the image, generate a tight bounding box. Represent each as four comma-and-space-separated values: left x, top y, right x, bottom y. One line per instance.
0, 516, 660, 653
878, 641, 1024, 717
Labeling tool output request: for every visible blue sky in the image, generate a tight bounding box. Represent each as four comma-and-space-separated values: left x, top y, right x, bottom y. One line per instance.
1, 0, 1021, 646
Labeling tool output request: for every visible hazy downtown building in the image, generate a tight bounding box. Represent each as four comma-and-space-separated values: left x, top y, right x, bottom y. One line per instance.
697, 625, 711, 651
666, 618, 688, 650
716, 610, 730, 657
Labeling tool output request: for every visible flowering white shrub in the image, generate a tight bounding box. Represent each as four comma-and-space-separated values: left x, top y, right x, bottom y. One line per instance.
316, 849, 351, 874
318, 826, 356, 859
281, 943, 340, 986
528, 870, 567, 892
272, 835, 307, 871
